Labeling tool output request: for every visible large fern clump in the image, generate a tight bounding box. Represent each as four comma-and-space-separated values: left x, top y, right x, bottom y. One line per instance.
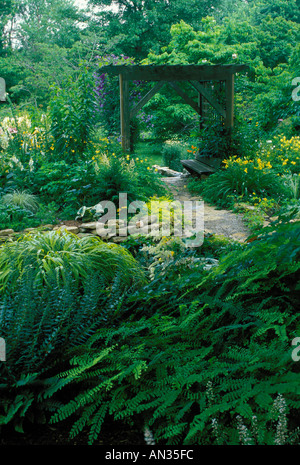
0, 230, 145, 432
48, 220, 300, 445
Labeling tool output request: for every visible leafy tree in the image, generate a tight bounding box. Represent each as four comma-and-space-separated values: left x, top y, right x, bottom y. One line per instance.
254, 16, 300, 69
142, 8, 300, 134
0, 0, 13, 55
0, 0, 93, 105
253, 0, 300, 24
14, 0, 86, 49
87, 0, 223, 59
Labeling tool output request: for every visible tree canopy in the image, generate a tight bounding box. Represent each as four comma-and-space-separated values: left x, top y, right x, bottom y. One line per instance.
0, 0, 299, 135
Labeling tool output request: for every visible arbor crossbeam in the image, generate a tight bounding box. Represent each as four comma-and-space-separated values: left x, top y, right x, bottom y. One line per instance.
99, 64, 249, 152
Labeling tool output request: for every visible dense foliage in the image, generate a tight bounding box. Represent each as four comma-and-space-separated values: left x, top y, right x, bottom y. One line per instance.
0, 230, 145, 431
0, 0, 299, 447
46, 222, 300, 444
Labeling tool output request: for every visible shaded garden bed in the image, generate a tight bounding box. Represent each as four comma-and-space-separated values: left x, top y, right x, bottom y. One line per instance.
0, 419, 145, 446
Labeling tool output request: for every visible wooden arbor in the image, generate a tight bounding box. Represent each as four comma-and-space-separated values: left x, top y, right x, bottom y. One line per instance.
100, 64, 249, 172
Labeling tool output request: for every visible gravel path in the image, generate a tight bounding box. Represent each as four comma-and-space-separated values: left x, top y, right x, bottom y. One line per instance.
162, 175, 251, 242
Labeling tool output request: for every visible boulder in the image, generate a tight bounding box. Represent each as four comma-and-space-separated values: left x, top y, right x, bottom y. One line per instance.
153, 165, 182, 177
0, 229, 14, 236
112, 236, 128, 244
107, 219, 126, 227
55, 225, 79, 234
79, 222, 99, 230
40, 224, 54, 230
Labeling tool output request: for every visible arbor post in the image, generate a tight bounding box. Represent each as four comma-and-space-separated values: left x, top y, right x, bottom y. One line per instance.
119, 74, 130, 152
225, 73, 234, 129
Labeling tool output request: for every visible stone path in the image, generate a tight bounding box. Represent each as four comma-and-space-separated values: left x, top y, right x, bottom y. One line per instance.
162, 175, 251, 242
0, 172, 251, 245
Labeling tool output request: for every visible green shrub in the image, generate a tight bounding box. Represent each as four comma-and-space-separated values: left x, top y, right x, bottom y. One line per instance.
0, 188, 42, 231
49, 65, 97, 163
192, 121, 232, 160
0, 198, 58, 232
278, 199, 300, 221
93, 153, 167, 207
6, 152, 167, 230
16, 160, 104, 215
283, 173, 300, 199
132, 157, 168, 201
0, 204, 36, 231
162, 143, 185, 172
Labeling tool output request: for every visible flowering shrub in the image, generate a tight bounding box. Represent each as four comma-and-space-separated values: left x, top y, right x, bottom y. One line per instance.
260, 135, 300, 175
223, 155, 272, 172
247, 194, 280, 212
190, 155, 287, 208
0, 112, 48, 168
0, 114, 32, 151
95, 55, 156, 140
219, 155, 284, 197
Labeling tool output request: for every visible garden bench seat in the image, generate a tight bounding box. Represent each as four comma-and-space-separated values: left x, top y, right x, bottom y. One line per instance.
181, 152, 222, 176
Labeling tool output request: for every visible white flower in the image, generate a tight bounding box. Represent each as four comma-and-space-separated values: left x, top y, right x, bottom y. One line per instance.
144, 426, 155, 445
11, 155, 19, 164
273, 394, 288, 445
236, 415, 253, 445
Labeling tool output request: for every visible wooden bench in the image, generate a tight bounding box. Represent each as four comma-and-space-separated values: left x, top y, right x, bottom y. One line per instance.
181, 151, 222, 176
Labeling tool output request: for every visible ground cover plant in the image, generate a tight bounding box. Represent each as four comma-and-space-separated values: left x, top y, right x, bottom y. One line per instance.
43, 221, 300, 444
